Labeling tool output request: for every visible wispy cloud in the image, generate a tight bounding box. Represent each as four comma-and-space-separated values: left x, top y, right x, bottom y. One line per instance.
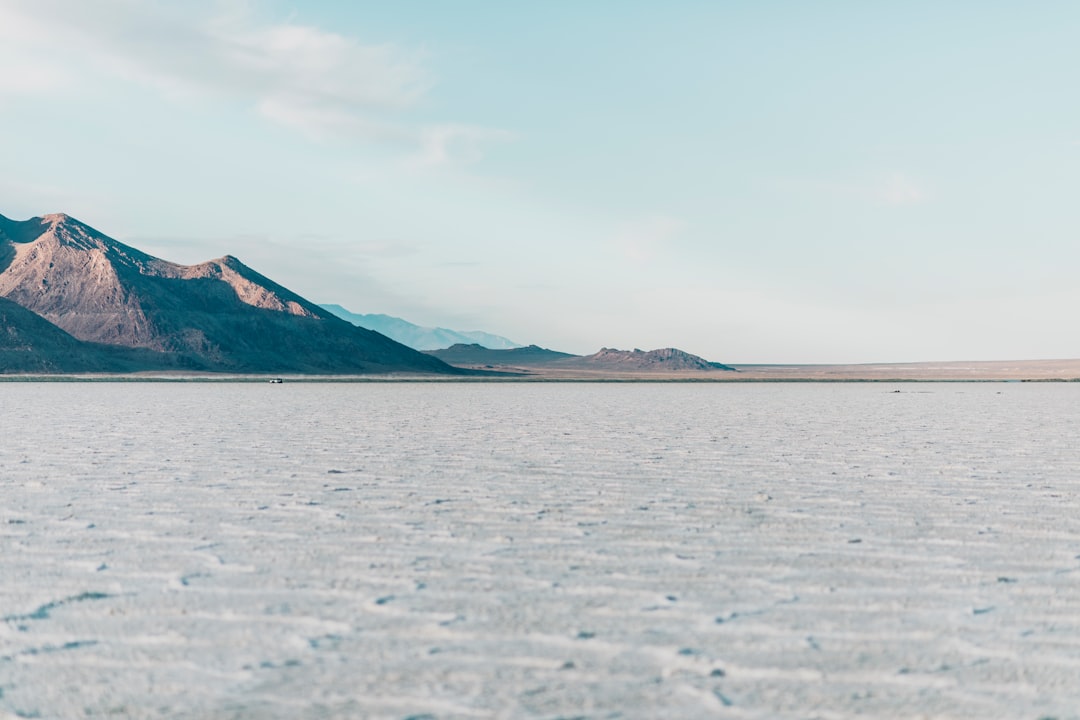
0, 0, 506, 164
0, 53, 68, 95
412, 124, 516, 168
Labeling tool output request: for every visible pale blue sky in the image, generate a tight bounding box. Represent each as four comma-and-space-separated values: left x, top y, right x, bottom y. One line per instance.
3, 0, 1080, 362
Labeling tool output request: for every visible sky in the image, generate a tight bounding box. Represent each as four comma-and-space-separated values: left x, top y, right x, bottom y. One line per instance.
2, 0, 1080, 363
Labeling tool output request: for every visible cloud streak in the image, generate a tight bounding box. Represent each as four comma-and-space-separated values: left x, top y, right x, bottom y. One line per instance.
0, 0, 505, 163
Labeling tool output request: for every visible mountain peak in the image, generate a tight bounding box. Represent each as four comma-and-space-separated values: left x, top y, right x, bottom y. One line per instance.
0, 213, 57, 245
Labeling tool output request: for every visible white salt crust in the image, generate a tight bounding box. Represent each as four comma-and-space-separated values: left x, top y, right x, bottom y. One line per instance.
2, 382, 1079, 719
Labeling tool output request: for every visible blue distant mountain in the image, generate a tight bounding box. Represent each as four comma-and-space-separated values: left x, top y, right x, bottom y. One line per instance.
320, 304, 521, 351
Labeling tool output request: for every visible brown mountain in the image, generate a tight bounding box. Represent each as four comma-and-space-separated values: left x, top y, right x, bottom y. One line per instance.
427, 343, 735, 373
0, 212, 457, 374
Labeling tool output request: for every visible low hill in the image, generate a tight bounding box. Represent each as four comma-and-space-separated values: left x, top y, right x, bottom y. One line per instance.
0, 212, 458, 374
426, 343, 576, 366
426, 343, 735, 374
321, 304, 520, 350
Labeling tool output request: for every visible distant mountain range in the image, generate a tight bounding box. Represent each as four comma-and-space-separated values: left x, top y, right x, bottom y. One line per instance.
0, 212, 458, 374
0, 209, 735, 376
426, 344, 736, 373
320, 304, 520, 351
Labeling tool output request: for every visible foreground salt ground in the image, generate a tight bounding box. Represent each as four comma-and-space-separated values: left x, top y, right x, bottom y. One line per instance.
2, 383, 1080, 719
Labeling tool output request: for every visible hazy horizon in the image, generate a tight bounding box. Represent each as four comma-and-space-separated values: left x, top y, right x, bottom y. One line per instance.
3, 1, 1079, 364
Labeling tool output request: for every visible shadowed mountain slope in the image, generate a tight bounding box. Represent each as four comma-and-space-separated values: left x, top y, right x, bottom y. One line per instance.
0, 295, 199, 373
320, 304, 520, 351
0, 212, 457, 374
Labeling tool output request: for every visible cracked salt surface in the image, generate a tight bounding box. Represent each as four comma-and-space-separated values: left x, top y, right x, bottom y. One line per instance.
2, 382, 1080, 719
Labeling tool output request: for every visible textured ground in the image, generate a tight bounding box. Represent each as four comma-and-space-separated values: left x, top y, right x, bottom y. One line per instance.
2, 383, 1080, 719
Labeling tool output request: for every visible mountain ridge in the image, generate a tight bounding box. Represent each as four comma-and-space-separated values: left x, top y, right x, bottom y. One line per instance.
0, 210, 737, 377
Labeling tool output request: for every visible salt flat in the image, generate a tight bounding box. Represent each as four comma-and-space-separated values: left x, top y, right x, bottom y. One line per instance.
2, 382, 1080, 719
